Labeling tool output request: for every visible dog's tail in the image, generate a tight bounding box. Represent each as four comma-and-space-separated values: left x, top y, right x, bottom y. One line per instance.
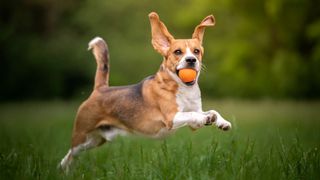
88, 37, 110, 89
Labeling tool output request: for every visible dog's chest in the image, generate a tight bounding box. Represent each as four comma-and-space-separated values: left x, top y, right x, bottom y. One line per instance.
176, 85, 201, 112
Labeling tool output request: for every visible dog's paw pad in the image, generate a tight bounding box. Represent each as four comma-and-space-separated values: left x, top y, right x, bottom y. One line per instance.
204, 111, 217, 126
218, 122, 231, 131
204, 116, 212, 126
210, 114, 217, 123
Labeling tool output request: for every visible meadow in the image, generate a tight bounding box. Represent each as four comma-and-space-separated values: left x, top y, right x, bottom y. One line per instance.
0, 100, 319, 179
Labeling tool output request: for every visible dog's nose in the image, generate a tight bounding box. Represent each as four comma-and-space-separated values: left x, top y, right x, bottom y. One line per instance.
185, 57, 197, 65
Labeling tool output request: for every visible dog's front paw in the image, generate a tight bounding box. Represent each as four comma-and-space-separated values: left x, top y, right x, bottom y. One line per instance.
188, 113, 211, 129
216, 120, 232, 131
203, 110, 217, 126
205, 110, 231, 131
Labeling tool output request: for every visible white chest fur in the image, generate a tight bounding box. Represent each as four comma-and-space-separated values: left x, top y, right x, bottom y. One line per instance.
176, 84, 202, 112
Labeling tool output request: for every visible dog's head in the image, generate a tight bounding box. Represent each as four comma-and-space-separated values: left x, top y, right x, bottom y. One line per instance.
149, 12, 215, 86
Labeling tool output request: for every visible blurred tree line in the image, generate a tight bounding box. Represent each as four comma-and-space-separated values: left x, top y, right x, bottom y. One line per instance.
1, 0, 320, 101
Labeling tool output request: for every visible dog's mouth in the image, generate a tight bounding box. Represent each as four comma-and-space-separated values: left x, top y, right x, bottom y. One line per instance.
176, 69, 198, 86
184, 80, 196, 86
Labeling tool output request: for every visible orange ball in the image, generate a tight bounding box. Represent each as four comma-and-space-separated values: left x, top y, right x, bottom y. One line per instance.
178, 69, 197, 83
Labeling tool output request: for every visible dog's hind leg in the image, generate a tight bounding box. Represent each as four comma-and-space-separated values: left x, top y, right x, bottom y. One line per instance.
59, 130, 105, 173
59, 125, 127, 172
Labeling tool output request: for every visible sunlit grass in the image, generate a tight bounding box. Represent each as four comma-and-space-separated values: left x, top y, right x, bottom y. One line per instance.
0, 100, 319, 179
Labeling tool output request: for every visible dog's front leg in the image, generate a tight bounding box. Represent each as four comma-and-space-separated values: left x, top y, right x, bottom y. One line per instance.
172, 112, 215, 130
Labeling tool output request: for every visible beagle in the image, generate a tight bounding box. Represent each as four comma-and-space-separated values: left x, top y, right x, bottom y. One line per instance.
60, 12, 231, 171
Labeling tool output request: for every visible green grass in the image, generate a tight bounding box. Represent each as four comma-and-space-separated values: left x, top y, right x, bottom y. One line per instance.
0, 100, 320, 179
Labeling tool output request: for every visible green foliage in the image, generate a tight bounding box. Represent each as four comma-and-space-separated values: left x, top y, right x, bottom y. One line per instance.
0, 100, 320, 179
0, 0, 320, 100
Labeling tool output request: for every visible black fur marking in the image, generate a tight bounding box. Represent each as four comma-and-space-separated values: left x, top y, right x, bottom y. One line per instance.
103, 63, 108, 72
104, 75, 154, 96
129, 75, 154, 101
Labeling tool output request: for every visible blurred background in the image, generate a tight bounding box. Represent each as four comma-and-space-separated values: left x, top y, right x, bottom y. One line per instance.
1, 0, 320, 101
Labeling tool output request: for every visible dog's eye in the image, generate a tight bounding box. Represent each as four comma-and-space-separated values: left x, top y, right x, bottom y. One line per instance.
194, 49, 200, 55
174, 49, 182, 55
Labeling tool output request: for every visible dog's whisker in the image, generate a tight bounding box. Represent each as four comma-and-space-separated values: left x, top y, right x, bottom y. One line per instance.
174, 61, 180, 67
201, 64, 208, 72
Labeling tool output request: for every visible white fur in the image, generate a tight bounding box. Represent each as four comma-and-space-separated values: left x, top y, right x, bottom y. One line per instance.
99, 128, 127, 141
88, 36, 104, 50
176, 84, 202, 112
60, 150, 72, 172
173, 112, 209, 129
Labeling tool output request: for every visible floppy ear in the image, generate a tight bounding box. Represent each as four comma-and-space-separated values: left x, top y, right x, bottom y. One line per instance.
149, 12, 174, 56
192, 15, 215, 44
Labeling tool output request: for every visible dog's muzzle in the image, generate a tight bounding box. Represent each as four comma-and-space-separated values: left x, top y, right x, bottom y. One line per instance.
175, 56, 200, 86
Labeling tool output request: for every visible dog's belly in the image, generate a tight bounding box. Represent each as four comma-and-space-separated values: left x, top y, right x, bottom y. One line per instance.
133, 116, 169, 137
109, 105, 168, 137
133, 126, 175, 139
151, 128, 175, 138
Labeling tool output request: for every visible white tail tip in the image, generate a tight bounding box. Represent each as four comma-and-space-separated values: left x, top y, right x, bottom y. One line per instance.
88, 37, 105, 50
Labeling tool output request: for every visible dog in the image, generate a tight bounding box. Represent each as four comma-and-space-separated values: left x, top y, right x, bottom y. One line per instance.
59, 12, 231, 172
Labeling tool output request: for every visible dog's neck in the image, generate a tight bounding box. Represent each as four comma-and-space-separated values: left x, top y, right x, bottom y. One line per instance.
152, 64, 178, 92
